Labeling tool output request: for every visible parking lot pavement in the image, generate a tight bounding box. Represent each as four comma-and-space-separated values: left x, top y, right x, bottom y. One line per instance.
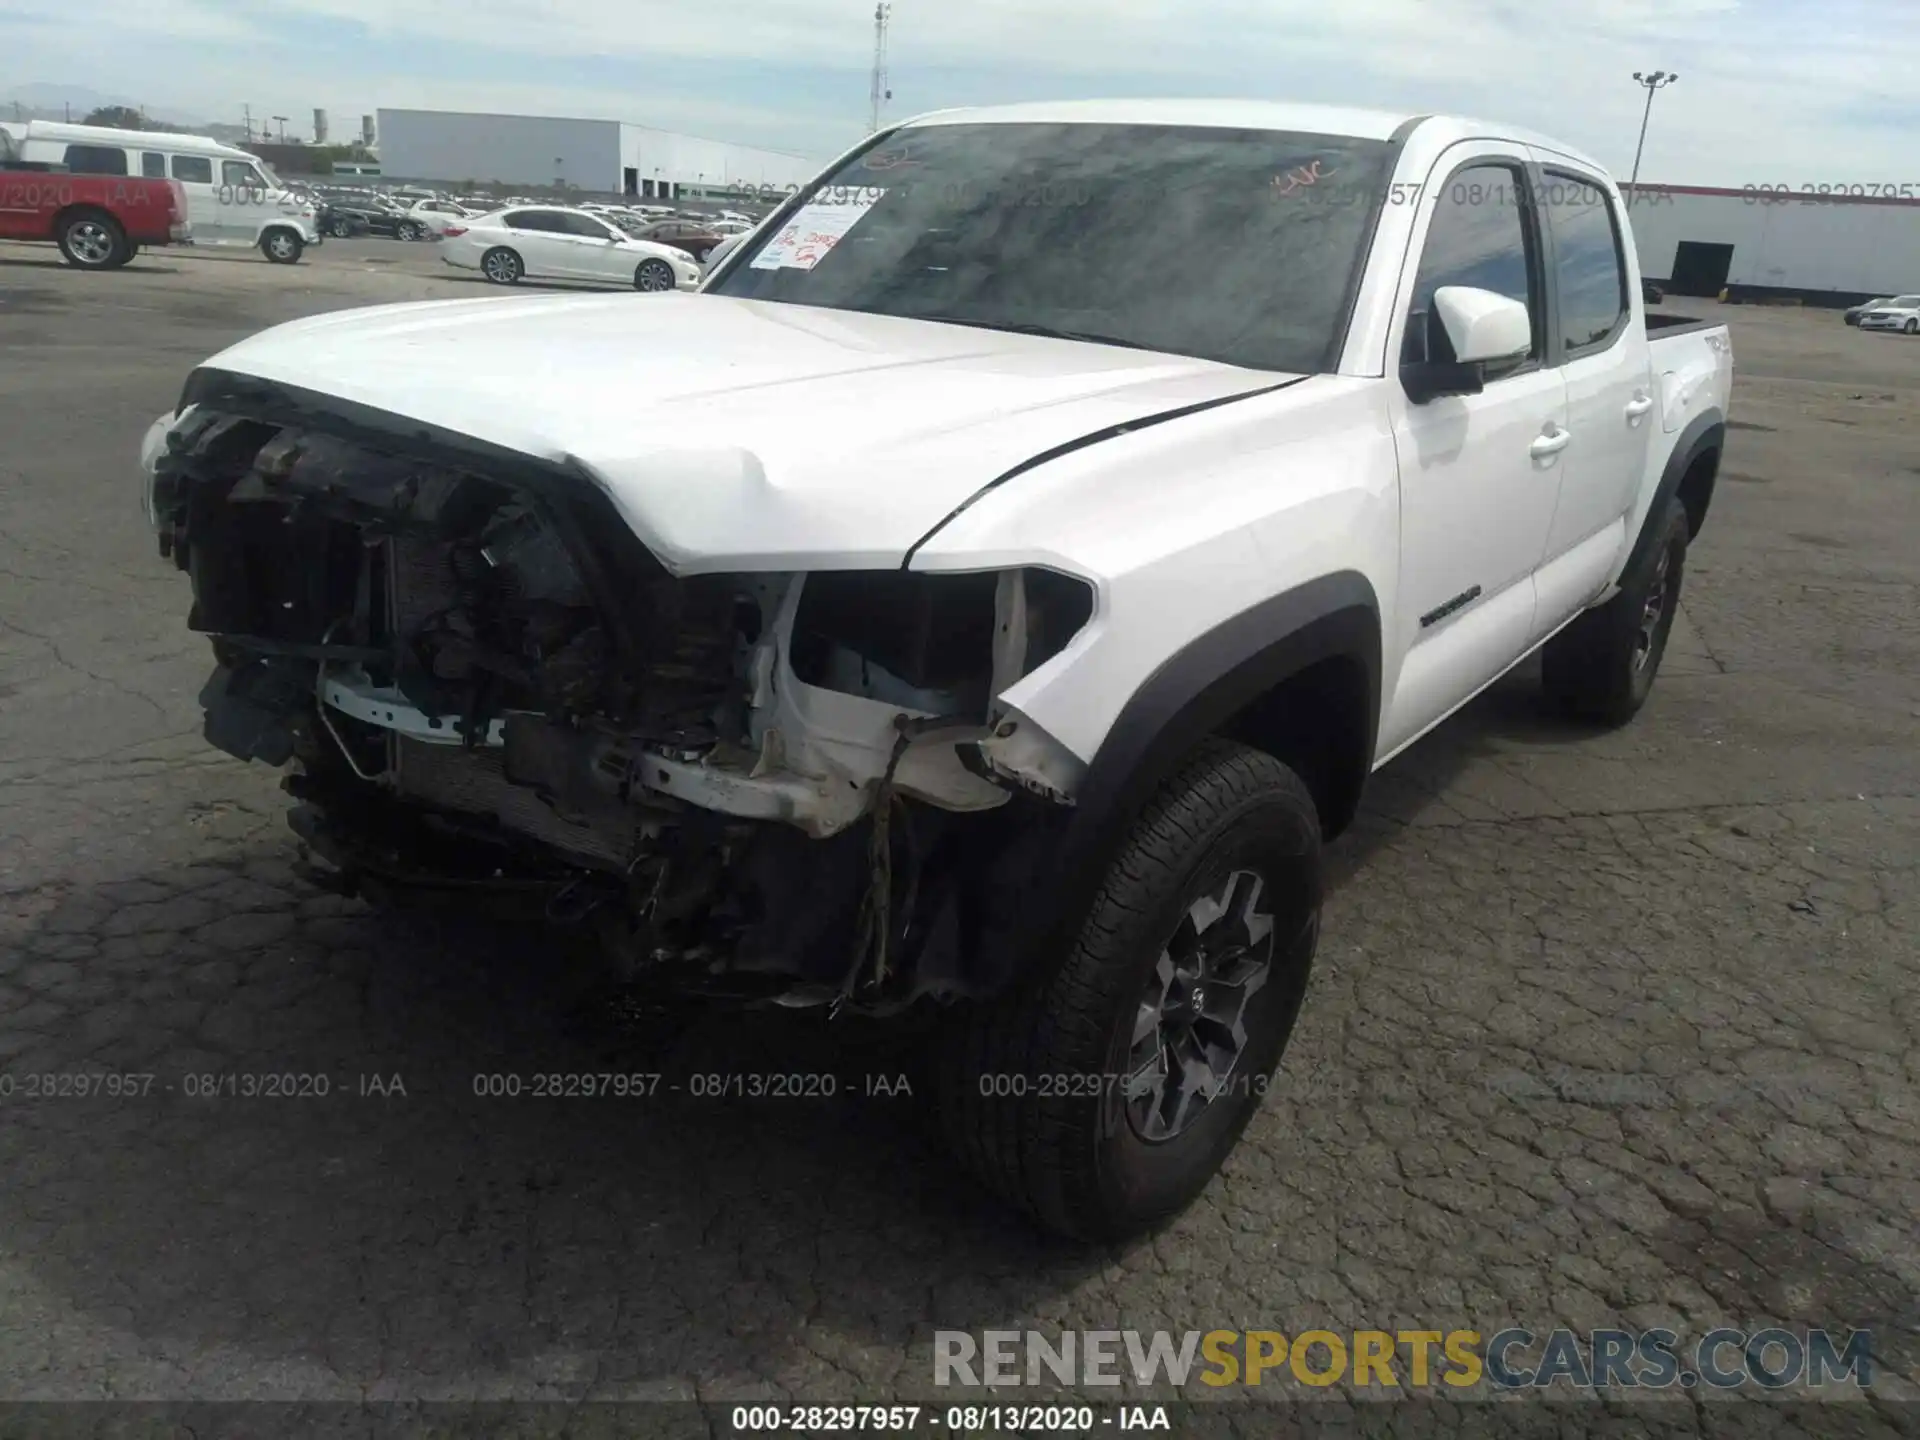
2, 244, 1917, 1411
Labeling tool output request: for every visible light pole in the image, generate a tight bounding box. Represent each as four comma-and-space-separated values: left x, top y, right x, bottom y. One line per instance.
1627, 70, 1677, 205
272, 115, 289, 142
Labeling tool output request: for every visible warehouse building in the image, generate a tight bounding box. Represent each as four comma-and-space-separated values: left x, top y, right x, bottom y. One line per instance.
1625, 183, 1920, 303
376, 108, 820, 198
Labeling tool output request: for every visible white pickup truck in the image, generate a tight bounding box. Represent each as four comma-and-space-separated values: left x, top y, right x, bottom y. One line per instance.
139, 100, 1732, 1240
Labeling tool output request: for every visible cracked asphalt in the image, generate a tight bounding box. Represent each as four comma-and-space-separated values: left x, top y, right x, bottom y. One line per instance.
1, 237, 1916, 1427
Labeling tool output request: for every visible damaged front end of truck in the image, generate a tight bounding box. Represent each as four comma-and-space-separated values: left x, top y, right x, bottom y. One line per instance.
143, 377, 1097, 1012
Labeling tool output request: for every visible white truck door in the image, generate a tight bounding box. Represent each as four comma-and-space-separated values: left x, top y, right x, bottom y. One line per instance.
1379, 153, 1569, 759
1526, 158, 1655, 643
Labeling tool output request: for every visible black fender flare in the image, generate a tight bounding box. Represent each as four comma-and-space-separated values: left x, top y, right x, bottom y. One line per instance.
989, 571, 1381, 992
1625, 409, 1724, 578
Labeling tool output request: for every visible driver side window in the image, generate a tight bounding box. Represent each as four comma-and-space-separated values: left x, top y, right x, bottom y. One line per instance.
1403, 163, 1544, 380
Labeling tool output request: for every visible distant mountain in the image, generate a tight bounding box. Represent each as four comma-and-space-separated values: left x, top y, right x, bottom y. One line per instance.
1, 82, 207, 129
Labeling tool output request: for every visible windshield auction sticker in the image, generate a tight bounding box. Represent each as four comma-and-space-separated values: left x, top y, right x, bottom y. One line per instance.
750, 188, 886, 270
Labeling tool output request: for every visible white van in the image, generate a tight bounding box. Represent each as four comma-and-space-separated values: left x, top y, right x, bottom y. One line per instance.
15, 121, 323, 263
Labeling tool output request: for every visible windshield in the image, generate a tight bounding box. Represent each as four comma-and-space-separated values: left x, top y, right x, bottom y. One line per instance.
707, 122, 1393, 372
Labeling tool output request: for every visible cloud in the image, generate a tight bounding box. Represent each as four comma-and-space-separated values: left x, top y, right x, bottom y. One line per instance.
4, 0, 1916, 179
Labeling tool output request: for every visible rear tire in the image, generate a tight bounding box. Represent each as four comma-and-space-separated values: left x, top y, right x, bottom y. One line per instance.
261, 229, 304, 264
55, 209, 127, 270
1542, 497, 1689, 727
481, 247, 523, 284
329, 216, 355, 239
399, 220, 425, 241
936, 739, 1322, 1242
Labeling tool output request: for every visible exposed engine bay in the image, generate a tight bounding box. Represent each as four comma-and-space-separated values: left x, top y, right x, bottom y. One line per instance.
147, 399, 1096, 1010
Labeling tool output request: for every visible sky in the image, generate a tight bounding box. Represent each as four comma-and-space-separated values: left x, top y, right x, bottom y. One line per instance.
4, 0, 1917, 182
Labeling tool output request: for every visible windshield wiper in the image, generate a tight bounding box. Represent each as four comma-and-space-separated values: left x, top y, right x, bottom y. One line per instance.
912, 315, 1157, 352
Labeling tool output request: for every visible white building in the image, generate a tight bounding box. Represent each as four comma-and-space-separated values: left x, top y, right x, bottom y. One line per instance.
376, 108, 821, 198
1626, 183, 1920, 301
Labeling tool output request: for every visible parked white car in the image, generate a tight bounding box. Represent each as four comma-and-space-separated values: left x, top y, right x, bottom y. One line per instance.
1857, 295, 1920, 333
406, 198, 479, 239
143, 100, 1733, 1242
439, 206, 702, 289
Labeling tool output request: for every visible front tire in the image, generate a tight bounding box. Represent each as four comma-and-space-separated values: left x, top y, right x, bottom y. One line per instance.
937, 739, 1322, 1242
56, 209, 127, 269
261, 229, 304, 264
481, 247, 523, 284
1542, 496, 1689, 726
633, 258, 676, 292
329, 216, 355, 239
399, 221, 425, 241
1905, 318, 1917, 336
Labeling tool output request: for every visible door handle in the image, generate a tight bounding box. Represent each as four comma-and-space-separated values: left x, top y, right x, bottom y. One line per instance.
1624, 393, 1655, 420
1530, 423, 1572, 459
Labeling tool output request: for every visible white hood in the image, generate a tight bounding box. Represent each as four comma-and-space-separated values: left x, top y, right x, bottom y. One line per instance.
194, 292, 1293, 573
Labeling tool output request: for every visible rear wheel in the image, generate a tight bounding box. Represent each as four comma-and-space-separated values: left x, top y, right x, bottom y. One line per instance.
937, 739, 1322, 1241
261, 229, 304, 264
1542, 497, 1689, 726
481, 247, 523, 284
633, 258, 675, 292
329, 216, 355, 239
399, 220, 425, 241
56, 209, 127, 270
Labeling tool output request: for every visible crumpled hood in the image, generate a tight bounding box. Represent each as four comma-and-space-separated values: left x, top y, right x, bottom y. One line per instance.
193, 291, 1294, 572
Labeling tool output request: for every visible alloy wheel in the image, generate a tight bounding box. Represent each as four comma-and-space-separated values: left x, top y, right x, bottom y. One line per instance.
68, 221, 114, 265
1124, 869, 1276, 1142
1635, 545, 1672, 671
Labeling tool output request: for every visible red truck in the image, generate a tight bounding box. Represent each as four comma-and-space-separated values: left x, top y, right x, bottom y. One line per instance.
0, 128, 190, 269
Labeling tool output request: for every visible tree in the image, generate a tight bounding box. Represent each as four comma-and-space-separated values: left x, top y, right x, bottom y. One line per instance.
82, 105, 147, 130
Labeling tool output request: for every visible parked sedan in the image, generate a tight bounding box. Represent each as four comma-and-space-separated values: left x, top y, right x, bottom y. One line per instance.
314, 190, 425, 239
630, 219, 727, 260
1845, 296, 1897, 327
440, 207, 702, 290
1857, 295, 1920, 333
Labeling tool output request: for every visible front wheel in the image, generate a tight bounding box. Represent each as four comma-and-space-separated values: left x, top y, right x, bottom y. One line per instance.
56, 210, 127, 269
261, 229, 304, 264
399, 221, 425, 241
937, 739, 1322, 1241
329, 216, 355, 239
1542, 496, 1689, 726
481, 247, 523, 284
1905, 318, 1918, 336
633, 258, 676, 292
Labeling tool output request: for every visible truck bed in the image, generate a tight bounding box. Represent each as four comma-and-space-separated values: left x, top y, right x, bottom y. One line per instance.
1646, 311, 1724, 340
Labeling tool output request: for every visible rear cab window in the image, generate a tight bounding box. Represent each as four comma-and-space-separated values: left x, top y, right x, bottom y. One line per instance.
1540, 172, 1628, 356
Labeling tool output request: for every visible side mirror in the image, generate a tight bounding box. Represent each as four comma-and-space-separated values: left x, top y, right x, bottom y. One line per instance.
1435, 285, 1532, 364
1401, 286, 1532, 404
